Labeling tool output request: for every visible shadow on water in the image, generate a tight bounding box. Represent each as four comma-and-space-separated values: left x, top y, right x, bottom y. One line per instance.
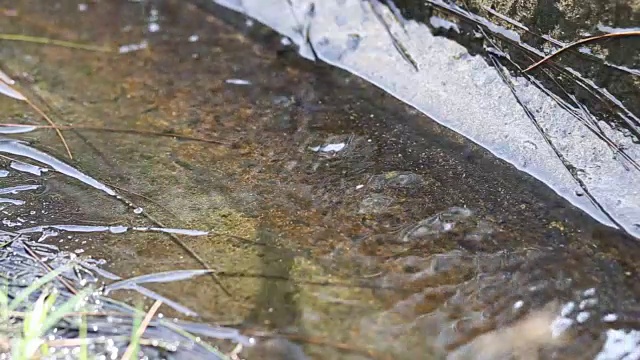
1, 0, 640, 358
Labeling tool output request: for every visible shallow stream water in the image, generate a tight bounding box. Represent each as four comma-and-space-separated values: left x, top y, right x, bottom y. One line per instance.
1, 0, 640, 359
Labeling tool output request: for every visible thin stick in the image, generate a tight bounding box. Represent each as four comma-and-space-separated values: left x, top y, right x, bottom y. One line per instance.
142, 212, 233, 297
0, 154, 24, 163
96, 175, 232, 297
0, 124, 230, 146
121, 300, 162, 360
21, 241, 78, 295
67, 173, 232, 298
525, 31, 640, 72
102, 181, 179, 218
0, 34, 111, 52
20, 98, 74, 159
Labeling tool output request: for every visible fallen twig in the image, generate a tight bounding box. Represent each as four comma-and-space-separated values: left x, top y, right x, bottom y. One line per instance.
0, 153, 31, 164
23, 98, 74, 159
525, 31, 640, 72
134, 210, 233, 297
20, 241, 78, 295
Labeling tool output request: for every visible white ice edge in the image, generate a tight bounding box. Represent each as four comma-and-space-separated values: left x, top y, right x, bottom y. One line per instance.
213, 0, 640, 237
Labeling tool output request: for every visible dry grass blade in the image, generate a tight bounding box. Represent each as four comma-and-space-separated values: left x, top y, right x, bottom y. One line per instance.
21, 241, 78, 295
46, 338, 100, 347
0, 34, 111, 52
525, 31, 640, 72
0, 153, 28, 164
121, 300, 162, 360
22, 98, 73, 159
0, 77, 73, 159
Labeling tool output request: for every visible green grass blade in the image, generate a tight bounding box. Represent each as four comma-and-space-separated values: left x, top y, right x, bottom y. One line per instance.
41, 289, 92, 333
13, 288, 91, 359
126, 302, 144, 360
40, 342, 50, 357
79, 314, 88, 360
19, 290, 53, 359
9, 264, 70, 312
0, 281, 9, 321
102, 297, 230, 360
36, 292, 56, 357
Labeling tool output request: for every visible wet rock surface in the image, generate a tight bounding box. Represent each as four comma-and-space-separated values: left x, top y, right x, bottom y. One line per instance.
0, 0, 639, 359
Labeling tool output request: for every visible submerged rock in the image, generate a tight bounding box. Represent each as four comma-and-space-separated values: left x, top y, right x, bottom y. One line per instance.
244, 338, 309, 360
401, 207, 473, 242
368, 171, 424, 191
358, 194, 395, 214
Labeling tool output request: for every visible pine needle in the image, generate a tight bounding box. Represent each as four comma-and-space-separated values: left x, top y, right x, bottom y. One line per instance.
525, 31, 640, 72
0, 33, 111, 52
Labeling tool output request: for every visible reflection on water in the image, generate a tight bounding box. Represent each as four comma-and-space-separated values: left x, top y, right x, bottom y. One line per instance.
1, 0, 640, 358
